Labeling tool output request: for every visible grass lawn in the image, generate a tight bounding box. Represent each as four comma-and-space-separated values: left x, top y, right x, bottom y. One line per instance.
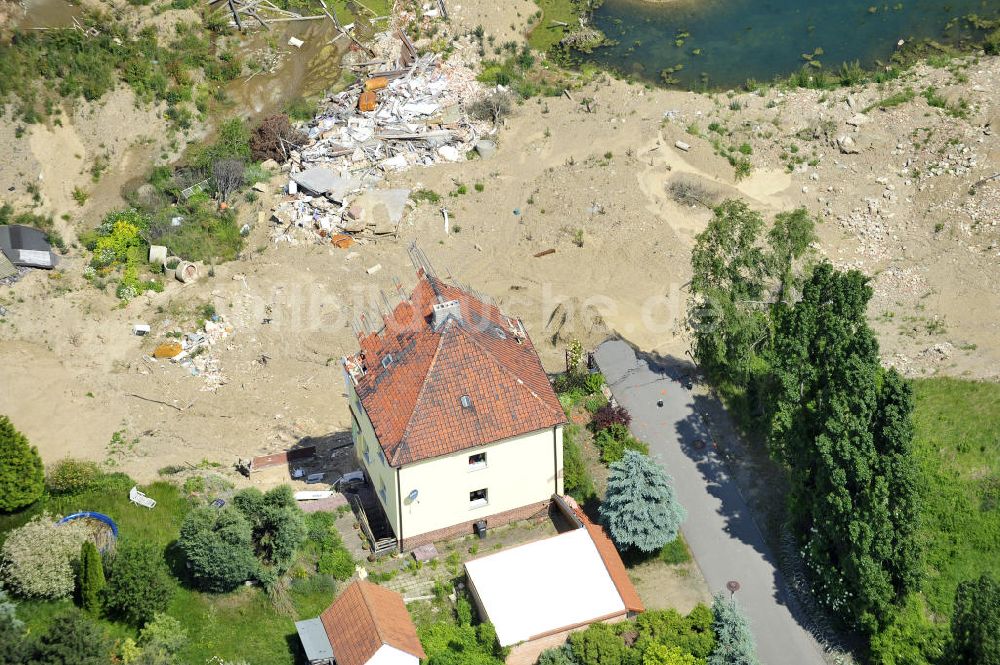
171, 576, 338, 664
911, 377, 1000, 615
0, 472, 345, 664
527, 0, 579, 52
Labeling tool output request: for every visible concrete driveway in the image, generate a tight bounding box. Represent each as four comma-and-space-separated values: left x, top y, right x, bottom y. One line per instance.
595, 339, 826, 665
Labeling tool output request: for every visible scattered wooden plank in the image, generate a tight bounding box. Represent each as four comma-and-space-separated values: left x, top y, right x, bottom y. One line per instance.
533, 248, 556, 258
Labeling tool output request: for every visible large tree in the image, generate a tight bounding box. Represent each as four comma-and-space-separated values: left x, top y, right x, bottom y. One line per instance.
230, 485, 306, 580
766, 207, 817, 304
688, 200, 770, 385
178, 505, 258, 592
0, 415, 45, 512
949, 574, 1000, 665
600, 451, 687, 553
767, 263, 921, 631
708, 593, 760, 665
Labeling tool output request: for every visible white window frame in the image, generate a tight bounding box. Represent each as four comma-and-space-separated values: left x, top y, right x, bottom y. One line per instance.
469, 488, 488, 509
468, 452, 487, 471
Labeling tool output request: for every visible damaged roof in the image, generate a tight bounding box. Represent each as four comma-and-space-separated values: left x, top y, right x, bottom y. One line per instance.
349, 272, 566, 466
0, 225, 58, 269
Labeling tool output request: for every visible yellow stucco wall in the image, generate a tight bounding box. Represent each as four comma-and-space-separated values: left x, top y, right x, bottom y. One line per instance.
348, 374, 565, 543
397, 425, 563, 541
348, 380, 400, 538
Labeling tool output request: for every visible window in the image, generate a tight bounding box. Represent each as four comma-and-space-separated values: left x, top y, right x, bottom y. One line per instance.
460, 395, 472, 409
364, 441, 371, 464
381, 354, 393, 369
378, 448, 386, 465
468, 452, 487, 471
469, 488, 488, 509
379, 480, 387, 503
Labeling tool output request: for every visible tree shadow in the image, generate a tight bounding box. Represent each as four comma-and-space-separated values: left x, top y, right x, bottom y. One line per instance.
594, 335, 844, 655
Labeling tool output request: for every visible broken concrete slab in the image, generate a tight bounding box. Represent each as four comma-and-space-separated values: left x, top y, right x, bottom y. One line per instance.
291, 168, 361, 200
475, 140, 497, 159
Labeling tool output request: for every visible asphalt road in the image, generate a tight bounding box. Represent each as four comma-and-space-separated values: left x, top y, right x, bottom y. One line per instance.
595, 339, 826, 665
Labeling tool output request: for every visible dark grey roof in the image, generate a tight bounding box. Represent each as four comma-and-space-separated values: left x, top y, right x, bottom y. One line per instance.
0, 225, 56, 269
295, 617, 335, 663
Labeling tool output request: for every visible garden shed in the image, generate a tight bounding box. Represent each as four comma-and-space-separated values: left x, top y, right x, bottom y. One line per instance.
0, 224, 58, 269
464, 520, 643, 665
296, 580, 425, 665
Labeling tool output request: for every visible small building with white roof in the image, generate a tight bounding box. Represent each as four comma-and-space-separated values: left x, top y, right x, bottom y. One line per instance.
464, 509, 644, 665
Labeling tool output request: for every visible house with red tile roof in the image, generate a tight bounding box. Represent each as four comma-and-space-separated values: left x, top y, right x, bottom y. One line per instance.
342, 266, 567, 551
294, 580, 425, 665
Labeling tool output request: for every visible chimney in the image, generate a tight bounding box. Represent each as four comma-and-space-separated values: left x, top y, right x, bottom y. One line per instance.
432, 300, 462, 328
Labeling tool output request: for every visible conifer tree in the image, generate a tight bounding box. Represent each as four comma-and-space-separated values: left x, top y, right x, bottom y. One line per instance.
708, 593, 760, 665
0, 415, 45, 512
768, 263, 921, 631
600, 451, 686, 553
77, 541, 105, 614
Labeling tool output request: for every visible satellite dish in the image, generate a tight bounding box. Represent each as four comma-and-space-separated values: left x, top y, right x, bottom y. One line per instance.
407, 489, 419, 502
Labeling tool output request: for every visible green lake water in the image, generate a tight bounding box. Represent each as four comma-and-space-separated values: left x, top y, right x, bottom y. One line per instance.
585, 0, 997, 88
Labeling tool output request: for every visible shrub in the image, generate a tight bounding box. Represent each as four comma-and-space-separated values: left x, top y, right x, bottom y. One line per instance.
178, 505, 258, 592
569, 622, 626, 665
868, 594, 945, 665
212, 158, 245, 202
584, 393, 608, 414
643, 644, 702, 664
304, 511, 342, 550
635, 605, 715, 659
948, 574, 1000, 665
0, 415, 45, 511
419, 621, 505, 664
88, 209, 148, 270
103, 542, 174, 627
539, 645, 579, 665
984, 29, 1000, 56
194, 117, 251, 169
47, 458, 101, 495
659, 536, 691, 566
583, 372, 605, 394
592, 404, 631, 432
316, 549, 354, 580
24, 609, 114, 665
0, 514, 89, 598
0, 591, 29, 664
138, 612, 188, 656
601, 451, 687, 553
469, 89, 514, 124
594, 423, 648, 465
563, 428, 595, 501
456, 596, 473, 626
77, 541, 105, 614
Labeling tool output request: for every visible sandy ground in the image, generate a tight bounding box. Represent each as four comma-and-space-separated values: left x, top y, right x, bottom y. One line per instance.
0, 4, 998, 491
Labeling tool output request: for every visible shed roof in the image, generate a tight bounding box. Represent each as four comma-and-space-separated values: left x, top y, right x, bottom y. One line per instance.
347, 272, 565, 466
319, 580, 425, 665
0, 225, 56, 269
295, 617, 334, 663
464, 527, 633, 647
